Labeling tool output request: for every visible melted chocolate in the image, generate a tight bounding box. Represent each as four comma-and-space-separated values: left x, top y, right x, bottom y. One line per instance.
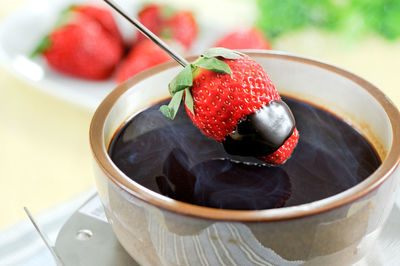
108, 97, 381, 210
156, 149, 291, 210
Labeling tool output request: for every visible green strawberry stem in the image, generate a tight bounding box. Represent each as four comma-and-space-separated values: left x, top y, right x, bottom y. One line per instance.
203, 47, 243, 59
30, 36, 51, 58
184, 88, 194, 114
194, 57, 232, 75
160, 90, 184, 119
168, 64, 193, 95
160, 47, 243, 120
53, 5, 78, 28
160, 28, 173, 39
160, 5, 176, 18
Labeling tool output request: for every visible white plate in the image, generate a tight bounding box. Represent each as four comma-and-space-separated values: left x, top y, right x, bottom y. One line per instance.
0, 0, 253, 111
0, 0, 153, 111
0, 0, 227, 111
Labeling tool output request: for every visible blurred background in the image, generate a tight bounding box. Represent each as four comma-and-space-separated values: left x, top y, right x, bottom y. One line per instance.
0, 0, 399, 263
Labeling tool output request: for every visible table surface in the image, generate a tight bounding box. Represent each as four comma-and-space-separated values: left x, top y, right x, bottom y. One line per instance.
0, 0, 95, 230
1, 0, 400, 231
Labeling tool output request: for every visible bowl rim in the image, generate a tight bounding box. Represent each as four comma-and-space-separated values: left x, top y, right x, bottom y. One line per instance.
90, 50, 400, 222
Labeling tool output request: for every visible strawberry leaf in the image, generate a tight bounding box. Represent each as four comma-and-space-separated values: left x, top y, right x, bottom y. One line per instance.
168, 64, 193, 95
56, 5, 76, 28
30, 36, 51, 58
194, 57, 232, 75
159, 90, 184, 120
184, 88, 194, 115
159, 105, 172, 118
160, 28, 173, 39
203, 47, 243, 59
161, 5, 176, 19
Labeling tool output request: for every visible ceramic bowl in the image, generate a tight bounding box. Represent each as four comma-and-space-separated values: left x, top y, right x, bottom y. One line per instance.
89, 51, 400, 265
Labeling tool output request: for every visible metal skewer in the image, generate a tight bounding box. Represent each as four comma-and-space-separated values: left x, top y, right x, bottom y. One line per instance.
24, 207, 64, 266
104, 0, 189, 67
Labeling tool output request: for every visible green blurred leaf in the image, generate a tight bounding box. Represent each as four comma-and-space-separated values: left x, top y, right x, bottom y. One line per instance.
256, 0, 400, 41
30, 36, 50, 58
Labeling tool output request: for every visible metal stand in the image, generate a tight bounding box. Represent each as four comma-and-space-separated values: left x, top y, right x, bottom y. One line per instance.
54, 195, 138, 266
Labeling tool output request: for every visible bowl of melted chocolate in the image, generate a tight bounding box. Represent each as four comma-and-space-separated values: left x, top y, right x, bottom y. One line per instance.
90, 51, 400, 266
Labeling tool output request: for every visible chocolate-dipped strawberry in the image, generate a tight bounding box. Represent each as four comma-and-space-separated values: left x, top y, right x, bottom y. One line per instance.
160, 48, 299, 164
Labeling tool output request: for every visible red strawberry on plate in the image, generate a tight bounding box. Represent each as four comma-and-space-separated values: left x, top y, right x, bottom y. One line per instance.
32, 13, 123, 80
214, 28, 271, 50
137, 4, 197, 50
160, 48, 298, 165
114, 39, 171, 83
137, 4, 164, 43
166, 11, 197, 50
71, 5, 124, 46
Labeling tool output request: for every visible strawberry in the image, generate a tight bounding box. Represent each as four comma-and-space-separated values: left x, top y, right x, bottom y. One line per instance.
214, 28, 271, 50
137, 4, 164, 43
188, 55, 278, 141
166, 11, 197, 50
160, 48, 298, 165
32, 14, 123, 80
259, 128, 299, 164
71, 5, 124, 46
114, 39, 171, 83
137, 4, 197, 50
